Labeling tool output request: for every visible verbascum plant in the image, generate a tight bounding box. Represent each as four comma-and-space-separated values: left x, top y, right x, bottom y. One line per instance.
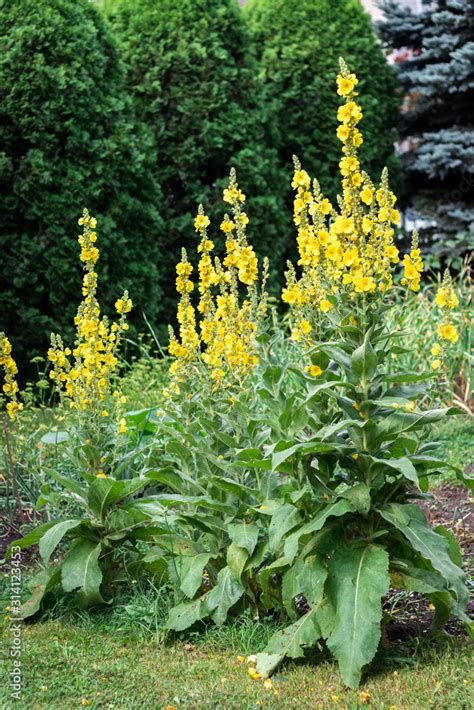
0, 333, 23, 420
167, 170, 268, 390
149, 62, 470, 693
48, 210, 131, 426
282, 58, 417, 346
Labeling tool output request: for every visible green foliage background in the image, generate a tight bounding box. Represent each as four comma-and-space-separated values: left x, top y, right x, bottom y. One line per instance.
244, 0, 400, 205
104, 0, 290, 308
0, 0, 163, 371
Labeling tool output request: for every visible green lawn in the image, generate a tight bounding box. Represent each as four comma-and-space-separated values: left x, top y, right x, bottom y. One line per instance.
0, 619, 472, 709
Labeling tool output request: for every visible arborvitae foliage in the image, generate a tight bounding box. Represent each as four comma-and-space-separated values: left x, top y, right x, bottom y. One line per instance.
0, 0, 163, 370
378, 0, 474, 266
104, 0, 289, 308
244, 0, 400, 206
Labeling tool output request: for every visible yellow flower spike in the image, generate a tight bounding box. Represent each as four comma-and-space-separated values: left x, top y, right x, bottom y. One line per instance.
0, 333, 23, 421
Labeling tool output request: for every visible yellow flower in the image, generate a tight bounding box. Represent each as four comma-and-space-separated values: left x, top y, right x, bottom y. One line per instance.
337, 72, 358, 96
437, 323, 458, 343
360, 186, 373, 205
194, 213, 210, 231
291, 169, 311, 189
359, 690, 371, 703
220, 219, 235, 234
305, 364, 323, 377
263, 679, 273, 690
119, 418, 127, 433
430, 343, 442, 356
300, 319, 312, 335
435, 286, 458, 309
319, 299, 333, 312
431, 359, 441, 371
248, 667, 261, 680
96, 471, 107, 478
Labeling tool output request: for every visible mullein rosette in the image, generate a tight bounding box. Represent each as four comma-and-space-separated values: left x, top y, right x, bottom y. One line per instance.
167, 170, 268, 391
48, 210, 131, 431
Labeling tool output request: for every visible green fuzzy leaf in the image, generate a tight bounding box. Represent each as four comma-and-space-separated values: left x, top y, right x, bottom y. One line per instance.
390, 565, 448, 594
227, 543, 249, 582
351, 333, 377, 382
179, 553, 213, 598
339, 483, 371, 515
378, 503, 468, 611
39, 520, 82, 564
87, 479, 125, 521
7, 521, 59, 556
165, 598, 209, 631
20, 567, 61, 619
40, 431, 69, 444
326, 544, 389, 688
284, 499, 353, 563
372, 456, 419, 486
256, 601, 325, 676
105, 507, 150, 540
61, 540, 104, 606
297, 554, 328, 606
268, 504, 302, 552
228, 522, 259, 555
206, 566, 245, 626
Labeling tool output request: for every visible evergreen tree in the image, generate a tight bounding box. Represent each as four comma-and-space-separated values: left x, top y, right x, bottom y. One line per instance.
378, 0, 474, 266
104, 0, 289, 307
244, 0, 400, 205
0, 0, 163, 370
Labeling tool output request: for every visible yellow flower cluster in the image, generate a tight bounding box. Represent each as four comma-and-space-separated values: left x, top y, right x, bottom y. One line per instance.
0, 333, 23, 420
168, 171, 267, 388
401, 230, 423, 292
430, 271, 459, 370
282, 58, 422, 344
48, 210, 131, 416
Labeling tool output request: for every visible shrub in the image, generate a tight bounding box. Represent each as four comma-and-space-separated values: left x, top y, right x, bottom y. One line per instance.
244, 0, 400, 206
0, 0, 163, 371
104, 0, 289, 310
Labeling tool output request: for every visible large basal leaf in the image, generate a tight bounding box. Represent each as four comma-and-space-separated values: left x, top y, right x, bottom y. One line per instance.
39, 520, 83, 564
7, 521, 59, 555
61, 540, 104, 606
228, 522, 259, 555
378, 503, 468, 612
284, 499, 353, 563
205, 566, 245, 626
165, 597, 209, 631
326, 544, 389, 688
268, 504, 303, 553
178, 553, 213, 599
227, 543, 249, 582
20, 567, 61, 619
256, 603, 324, 677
